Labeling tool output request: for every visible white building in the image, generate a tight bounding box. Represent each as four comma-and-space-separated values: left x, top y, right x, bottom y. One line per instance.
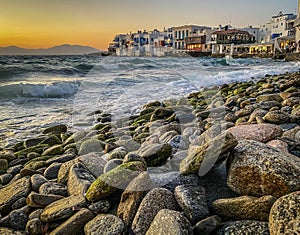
295, 0, 300, 51
239, 26, 260, 42
173, 25, 211, 50
258, 11, 297, 43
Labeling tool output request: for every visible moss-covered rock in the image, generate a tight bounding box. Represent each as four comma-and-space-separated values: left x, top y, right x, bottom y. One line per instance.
42, 145, 64, 156
85, 161, 146, 201
137, 143, 172, 167
180, 131, 237, 176
15, 144, 48, 157
43, 124, 67, 135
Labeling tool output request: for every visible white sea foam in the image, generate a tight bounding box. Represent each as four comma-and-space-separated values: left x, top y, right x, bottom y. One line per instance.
0, 56, 299, 147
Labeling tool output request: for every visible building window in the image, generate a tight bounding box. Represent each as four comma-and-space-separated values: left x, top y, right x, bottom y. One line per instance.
178, 31, 181, 39
182, 30, 185, 39
175, 42, 177, 49
186, 30, 189, 37
175, 31, 178, 39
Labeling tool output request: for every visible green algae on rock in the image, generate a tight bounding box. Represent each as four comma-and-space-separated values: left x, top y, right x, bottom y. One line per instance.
85, 161, 146, 201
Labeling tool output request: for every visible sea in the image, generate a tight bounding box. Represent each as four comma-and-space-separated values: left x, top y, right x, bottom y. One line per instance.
0, 55, 299, 148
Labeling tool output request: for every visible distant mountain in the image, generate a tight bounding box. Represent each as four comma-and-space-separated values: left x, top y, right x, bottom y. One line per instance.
0, 44, 101, 55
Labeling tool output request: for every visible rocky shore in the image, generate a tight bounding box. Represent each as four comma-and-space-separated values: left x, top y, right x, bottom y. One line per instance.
0, 71, 300, 235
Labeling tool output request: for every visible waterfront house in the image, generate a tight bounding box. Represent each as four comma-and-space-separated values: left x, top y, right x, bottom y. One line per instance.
210, 28, 256, 54
258, 11, 297, 43
173, 25, 211, 50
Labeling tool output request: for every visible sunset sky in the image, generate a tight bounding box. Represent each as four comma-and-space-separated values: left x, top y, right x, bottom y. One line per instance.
0, 0, 298, 50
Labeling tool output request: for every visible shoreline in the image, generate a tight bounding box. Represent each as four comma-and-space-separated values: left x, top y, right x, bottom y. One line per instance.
0, 70, 300, 234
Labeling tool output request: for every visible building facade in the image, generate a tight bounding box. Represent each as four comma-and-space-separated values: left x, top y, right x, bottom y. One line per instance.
173, 25, 211, 50
295, 0, 300, 51
210, 29, 256, 54
258, 11, 297, 43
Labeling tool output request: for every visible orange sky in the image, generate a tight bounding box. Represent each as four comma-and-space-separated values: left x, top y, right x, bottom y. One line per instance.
0, 0, 297, 50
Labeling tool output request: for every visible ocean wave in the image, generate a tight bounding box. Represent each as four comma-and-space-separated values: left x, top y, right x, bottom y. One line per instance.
0, 81, 80, 99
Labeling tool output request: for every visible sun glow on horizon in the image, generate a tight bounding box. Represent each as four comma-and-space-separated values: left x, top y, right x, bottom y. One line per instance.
0, 0, 297, 50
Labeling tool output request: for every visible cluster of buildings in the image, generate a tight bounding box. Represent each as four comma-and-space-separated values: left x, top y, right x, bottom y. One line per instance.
108, 7, 300, 57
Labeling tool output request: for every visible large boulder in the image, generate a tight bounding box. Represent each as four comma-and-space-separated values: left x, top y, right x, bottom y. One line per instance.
146, 209, 192, 235
131, 188, 179, 235
67, 163, 95, 196
212, 195, 276, 221
40, 195, 87, 222
117, 172, 155, 227
174, 185, 210, 224
49, 208, 95, 235
269, 191, 300, 235
227, 140, 300, 197
0, 177, 31, 215
180, 131, 237, 176
84, 214, 125, 235
85, 161, 146, 201
137, 143, 172, 167
228, 124, 282, 143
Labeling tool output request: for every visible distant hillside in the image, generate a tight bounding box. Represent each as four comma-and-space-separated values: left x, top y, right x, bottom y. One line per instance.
0, 44, 101, 55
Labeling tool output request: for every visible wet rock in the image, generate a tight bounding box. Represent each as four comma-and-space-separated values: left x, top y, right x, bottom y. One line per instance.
49, 208, 95, 235
137, 143, 172, 167
257, 94, 283, 103
174, 185, 210, 224
7, 164, 23, 176
160, 173, 200, 192
117, 172, 154, 227
215, 220, 270, 235
43, 124, 67, 135
0, 177, 31, 215
26, 192, 64, 208
84, 214, 125, 235
31, 174, 48, 192
28, 209, 43, 220
263, 110, 290, 124
180, 131, 237, 176
212, 195, 276, 221
44, 162, 62, 179
193, 215, 222, 235
146, 209, 192, 235
11, 197, 27, 210
150, 107, 174, 121
269, 191, 300, 235
88, 200, 111, 214
228, 124, 283, 143
26, 218, 43, 235
67, 162, 95, 196
39, 182, 67, 196
0, 159, 8, 174
227, 140, 300, 197
8, 209, 28, 230
42, 145, 64, 156
85, 161, 146, 201
40, 195, 87, 223
0, 173, 13, 185
132, 188, 179, 235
